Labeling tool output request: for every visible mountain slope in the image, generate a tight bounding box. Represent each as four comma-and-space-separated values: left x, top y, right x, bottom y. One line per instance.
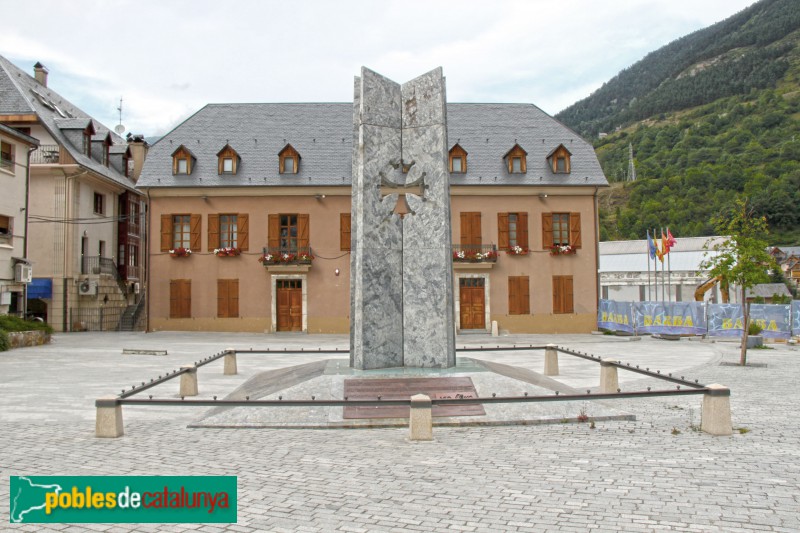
556, 0, 800, 245
557, 0, 799, 138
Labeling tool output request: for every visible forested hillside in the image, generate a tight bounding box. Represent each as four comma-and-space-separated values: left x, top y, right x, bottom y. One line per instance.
556, 0, 800, 245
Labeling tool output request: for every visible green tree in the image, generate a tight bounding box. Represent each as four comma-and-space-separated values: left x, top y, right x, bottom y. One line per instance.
701, 199, 777, 366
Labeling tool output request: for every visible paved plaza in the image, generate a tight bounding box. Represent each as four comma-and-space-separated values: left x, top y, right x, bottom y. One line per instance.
1, 332, 799, 532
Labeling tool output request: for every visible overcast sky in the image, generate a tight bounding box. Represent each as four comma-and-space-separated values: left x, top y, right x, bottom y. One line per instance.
1, 0, 757, 137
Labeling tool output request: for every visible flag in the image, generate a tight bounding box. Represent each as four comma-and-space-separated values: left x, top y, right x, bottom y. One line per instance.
647, 231, 656, 260
661, 228, 670, 257
666, 228, 676, 250
655, 229, 664, 262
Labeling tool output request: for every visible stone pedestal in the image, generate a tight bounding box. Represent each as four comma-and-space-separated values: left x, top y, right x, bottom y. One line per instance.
350, 67, 455, 369
544, 344, 559, 376
179, 365, 198, 396
409, 394, 433, 441
701, 383, 732, 436
95, 396, 123, 438
600, 359, 620, 393
223, 351, 237, 375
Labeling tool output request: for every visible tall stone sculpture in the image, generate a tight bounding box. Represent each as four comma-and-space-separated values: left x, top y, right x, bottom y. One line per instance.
350, 67, 456, 370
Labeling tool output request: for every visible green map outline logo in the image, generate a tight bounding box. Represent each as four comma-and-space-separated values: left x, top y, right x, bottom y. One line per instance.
9, 476, 237, 523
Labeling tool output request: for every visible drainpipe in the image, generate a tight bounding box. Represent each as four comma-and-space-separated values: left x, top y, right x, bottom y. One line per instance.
593, 186, 601, 312
60, 169, 88, 332
22, 143, 37, 319
145, 188, 151, 333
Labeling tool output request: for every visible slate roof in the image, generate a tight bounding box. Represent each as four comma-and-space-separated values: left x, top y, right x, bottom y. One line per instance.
138, 102, 608, 189
0, 55, 138, 192
745, 283, 792, 299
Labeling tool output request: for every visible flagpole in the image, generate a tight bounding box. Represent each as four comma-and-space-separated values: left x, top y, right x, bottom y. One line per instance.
646, 231, 652, 301
667, 228, 672, 303
661, 228, 666, 302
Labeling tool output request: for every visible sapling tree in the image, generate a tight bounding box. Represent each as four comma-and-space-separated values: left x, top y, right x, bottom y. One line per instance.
701, 198, 777, 366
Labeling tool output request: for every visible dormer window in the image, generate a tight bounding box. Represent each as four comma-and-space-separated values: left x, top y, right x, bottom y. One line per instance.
171, 145, 196, 175
279, 144, 300, 174
547, 144, 572, 174
82, 122, 96, 157
217, 144, 240, 175
449, 144, 467, 174
504, 144, 527, 174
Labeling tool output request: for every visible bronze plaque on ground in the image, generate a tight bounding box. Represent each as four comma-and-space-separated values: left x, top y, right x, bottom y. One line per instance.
343, 377, 485, 419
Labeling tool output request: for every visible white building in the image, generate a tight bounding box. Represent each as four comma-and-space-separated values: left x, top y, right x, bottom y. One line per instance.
0, 124, 38, 316
599, 236, 739, 304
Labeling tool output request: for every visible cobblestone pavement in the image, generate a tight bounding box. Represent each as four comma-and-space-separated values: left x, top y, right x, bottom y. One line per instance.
1, 333, 799, 532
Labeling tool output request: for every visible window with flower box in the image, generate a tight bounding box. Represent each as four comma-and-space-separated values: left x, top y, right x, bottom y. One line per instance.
498, 212, 528, 251
208, 213, 249, 252
160, 213, 201, 252
268, 213, 309, 254
542, 212, 581, 249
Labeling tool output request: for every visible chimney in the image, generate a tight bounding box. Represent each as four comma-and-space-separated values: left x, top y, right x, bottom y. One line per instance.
126, 134, 149, 183
33, 62, 49, 87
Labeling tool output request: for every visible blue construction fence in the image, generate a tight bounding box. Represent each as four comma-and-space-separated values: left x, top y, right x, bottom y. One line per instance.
598, 299, 800, 339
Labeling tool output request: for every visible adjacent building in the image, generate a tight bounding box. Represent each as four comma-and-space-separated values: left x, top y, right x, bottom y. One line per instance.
599, 236, 739, 303
0, 123, 38, 316
0, 56, 147, 331
139, 100, 608, 334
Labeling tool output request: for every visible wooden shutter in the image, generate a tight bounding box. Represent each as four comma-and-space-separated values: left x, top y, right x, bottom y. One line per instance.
217, 279, 239, 318
518, 212, 529, 249
298, 214, 310, 249
217, 279, 228, 318
268, 214, 280, 249
553, 276, 574, 314
461, 212, 481, 246
238, 213, 249, 251
340, 213, 351, 251
189, 214, 201, 252
208, 214, 219, 250
508, 276, 530, 315
170, 279, 191, 318
542, 213, 554, 249
498, 213, 509, 250
569, 212, 582, 248
160, 214, 172, 252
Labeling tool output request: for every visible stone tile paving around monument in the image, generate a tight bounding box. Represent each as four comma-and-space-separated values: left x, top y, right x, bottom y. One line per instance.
1, 332, 799, 532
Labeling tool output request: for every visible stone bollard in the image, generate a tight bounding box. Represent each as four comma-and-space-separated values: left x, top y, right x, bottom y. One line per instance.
701, 384, 732, 436
491, 321, 499, 337
600, 359, 620, 394
179, 365, 198, 396
409, 394, 433, 441
95, 396, 124, 438
223, 349, 238, 375
544, 344, 559, 376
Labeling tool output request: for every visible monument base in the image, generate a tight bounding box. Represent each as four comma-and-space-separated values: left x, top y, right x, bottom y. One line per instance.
189, 358, 635, 429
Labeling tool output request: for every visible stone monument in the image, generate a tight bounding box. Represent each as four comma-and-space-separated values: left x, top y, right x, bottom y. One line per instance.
350, 67, 456, 370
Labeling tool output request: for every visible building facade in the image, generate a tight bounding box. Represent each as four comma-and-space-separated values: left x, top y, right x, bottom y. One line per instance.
0, 56, 147, 330
139, 101, 608, 334
599, 237, 740, 304
0, 124, 38, 316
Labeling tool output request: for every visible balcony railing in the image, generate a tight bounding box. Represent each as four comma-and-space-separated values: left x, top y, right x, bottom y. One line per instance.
30, 145, 71, 165
260, 246, 314, 265
452, 244, 498, 263
81, 256, 118, 276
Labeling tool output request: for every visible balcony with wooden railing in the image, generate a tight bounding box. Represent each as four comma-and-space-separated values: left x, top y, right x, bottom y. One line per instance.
452, 244, 498, 269
30, 144, 76, 165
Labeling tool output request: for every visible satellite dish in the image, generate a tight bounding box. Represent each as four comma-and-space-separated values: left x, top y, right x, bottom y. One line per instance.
115, 124, 126, 134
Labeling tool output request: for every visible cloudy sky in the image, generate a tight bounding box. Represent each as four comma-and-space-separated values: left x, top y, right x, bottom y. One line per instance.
1, 0, 756, 137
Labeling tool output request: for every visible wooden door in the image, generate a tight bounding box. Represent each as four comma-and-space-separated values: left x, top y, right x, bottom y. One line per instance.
276, 279, 302, 331
459, 278, 485, 330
